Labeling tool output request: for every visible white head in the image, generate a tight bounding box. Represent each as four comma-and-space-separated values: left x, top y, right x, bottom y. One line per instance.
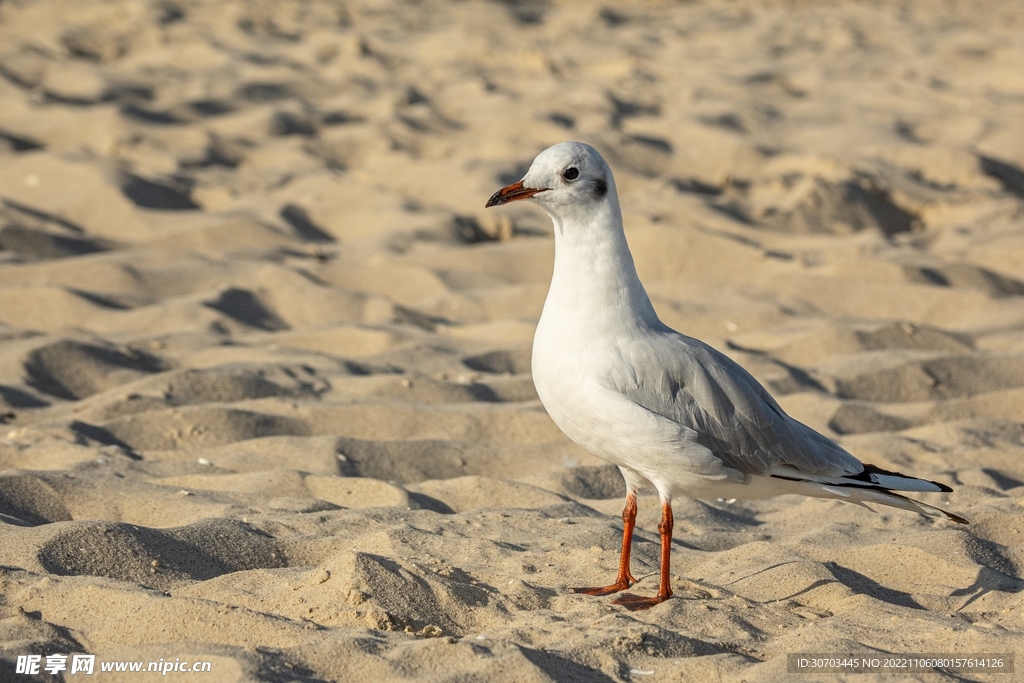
485, 141, 619, 231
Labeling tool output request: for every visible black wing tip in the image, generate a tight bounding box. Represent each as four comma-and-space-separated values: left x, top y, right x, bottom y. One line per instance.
880, 489, 969, 525
770, 473, 968, 524
945, 510, 969, 525
859, 463, 955, 493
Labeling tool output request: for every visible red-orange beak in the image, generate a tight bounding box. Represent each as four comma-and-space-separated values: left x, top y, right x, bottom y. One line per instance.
485, 180, 547, 208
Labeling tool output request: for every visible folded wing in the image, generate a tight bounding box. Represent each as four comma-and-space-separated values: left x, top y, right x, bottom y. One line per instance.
609, 328, 863, 478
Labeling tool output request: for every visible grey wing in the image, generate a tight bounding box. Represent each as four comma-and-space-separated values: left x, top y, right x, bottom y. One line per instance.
609, 329, 863, 477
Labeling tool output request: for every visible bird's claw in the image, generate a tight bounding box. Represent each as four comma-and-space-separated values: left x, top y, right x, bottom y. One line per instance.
611, 592, 671, 611
570, 581, 631, 597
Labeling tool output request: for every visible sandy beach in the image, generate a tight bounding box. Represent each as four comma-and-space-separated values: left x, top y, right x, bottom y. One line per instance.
0, 0, 1022, 680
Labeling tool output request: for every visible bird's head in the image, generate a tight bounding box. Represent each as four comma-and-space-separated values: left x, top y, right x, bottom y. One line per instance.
485, 141, 616, 224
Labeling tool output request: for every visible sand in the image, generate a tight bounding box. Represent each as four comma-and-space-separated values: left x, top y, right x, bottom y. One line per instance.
0, 0, 1022, 680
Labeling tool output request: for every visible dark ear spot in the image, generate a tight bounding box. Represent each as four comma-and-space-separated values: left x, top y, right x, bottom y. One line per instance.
593, 177, 608, 199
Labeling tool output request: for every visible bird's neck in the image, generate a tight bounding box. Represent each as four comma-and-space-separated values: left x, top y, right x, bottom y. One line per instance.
541, 204, 660, 335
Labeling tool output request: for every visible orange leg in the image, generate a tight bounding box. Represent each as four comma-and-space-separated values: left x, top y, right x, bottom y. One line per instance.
612, 500, 674, 611
571, 492, 638, 596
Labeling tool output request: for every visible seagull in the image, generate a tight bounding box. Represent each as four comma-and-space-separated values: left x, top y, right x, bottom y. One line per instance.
485, 141, 966, 611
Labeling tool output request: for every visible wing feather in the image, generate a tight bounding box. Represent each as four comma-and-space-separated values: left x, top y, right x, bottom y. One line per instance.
609, 328, 862, 477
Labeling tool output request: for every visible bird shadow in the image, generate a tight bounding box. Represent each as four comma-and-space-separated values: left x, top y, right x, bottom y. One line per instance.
518, 645, 618, 683
825, 563, 924, 609
950, 566, 1024, 611
713, 560, 924, 609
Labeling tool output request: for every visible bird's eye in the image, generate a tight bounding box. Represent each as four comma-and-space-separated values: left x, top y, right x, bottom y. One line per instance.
563, 167, 579, 181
